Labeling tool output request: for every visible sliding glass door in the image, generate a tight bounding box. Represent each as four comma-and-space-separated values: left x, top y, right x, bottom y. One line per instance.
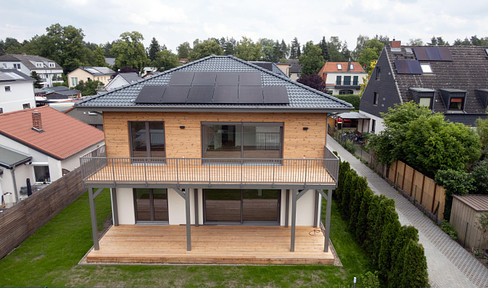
134, 188, 168, 223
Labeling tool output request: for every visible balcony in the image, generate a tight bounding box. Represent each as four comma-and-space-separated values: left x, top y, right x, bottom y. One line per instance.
80, 146, 339, 189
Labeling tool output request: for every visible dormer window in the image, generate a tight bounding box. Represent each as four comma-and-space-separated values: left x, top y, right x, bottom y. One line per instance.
419, 97, 432, 109
440, 89, 466, 112
409, 87, 435, 110
420, 63, 433, 73
449, 98, 464, 110
48, 62, 55, 68
337, 64, 342, 70
35, 62, 43, 68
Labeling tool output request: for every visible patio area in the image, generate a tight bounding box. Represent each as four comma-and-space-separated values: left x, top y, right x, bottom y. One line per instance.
85, 225, 336, 265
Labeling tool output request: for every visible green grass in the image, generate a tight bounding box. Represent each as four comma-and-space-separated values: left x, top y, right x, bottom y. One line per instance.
0, 190, 372, 287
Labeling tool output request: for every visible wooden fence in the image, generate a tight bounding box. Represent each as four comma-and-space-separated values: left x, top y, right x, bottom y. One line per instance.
0, 167, 86, 259
369, 155, 446, 222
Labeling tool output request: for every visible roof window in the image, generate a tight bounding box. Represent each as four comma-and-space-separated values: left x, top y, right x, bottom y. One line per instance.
350, 64, 354, 70
420, 63, 433, 73
405, 48, 413, 54
337, 64, 342, 70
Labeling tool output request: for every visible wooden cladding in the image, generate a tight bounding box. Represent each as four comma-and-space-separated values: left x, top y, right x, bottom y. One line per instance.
103, 112, 327, 160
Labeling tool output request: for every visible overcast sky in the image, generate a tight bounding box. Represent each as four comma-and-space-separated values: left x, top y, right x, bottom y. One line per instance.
1, 0, 487, 52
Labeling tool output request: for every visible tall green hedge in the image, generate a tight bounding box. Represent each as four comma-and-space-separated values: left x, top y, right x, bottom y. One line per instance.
334, 160, 429, 287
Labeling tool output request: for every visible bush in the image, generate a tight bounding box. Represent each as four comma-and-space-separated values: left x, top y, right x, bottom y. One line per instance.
435, 169, 474, 220
335, 94, 360, 110
358, 271, 381, 288
400, 240, 429, 288
440, 220, 458, 240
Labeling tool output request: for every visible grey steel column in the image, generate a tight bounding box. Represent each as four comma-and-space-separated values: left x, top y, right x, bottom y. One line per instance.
111, 188, 119, 226
285, 189, 289, 227
194, 189, 199, 227
324, 189, 332, 252
88, 188, 99, 250
290, 189, 297, 252
313, 190, 319, 228
185, 189, 192, 251
10, 168, 19, 203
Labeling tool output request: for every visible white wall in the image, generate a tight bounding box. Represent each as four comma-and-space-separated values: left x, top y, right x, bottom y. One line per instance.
104, 76, 128, 91
0, 164, 35, 207
281, 189, 319, 226
0, 81, 35, 113
116, 188, 135, 224
358, 110, 386, 134
61, 142, 104, 174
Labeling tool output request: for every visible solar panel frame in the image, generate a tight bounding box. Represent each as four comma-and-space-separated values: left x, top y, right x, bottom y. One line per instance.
238, 85, 263, 104
192, 72, 217, 85
394, 60, 422, 74
213, 85, 239, 103
134, 86, 166, 103
169, 72, 195, 85
239, 72, 261, 85
187, 85, 215, 103
263, 86, 289, 104
161, 85, 190, 103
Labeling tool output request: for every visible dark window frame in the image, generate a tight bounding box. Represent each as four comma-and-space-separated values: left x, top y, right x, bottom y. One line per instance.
336, 76, 342, 85
133, 188, 169, 223
375, 67, 381, 80
353, 76, 359, 85
129, 121, 166, 160
373, 92, 379, 105
343, 76, 351, 85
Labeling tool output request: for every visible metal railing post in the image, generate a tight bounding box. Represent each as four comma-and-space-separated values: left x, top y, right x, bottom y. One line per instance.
111, 158, 116, 186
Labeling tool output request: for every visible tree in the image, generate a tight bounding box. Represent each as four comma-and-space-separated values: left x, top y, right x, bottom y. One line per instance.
148, 37, 161, 62
4, 37, 22, 54
177, 42, 191, 59
152, 49, 179, 71
45, 24, 88, 73
111, 31, 148, 73
188, 40, 223, 61
428, 36, 449, 46
327, 36, 347, 62
74, 79, 104, 96
0, 39, 5, 55
297, 74, 325, 92
280, 39, 289, 60
92, 45, 107, 67
290, 37, 301, 59
234, 37, 263, 61
399, 240, 429, 288
407, 38, 424, 46
318, 36, 330, 61
299, 41, 325, 75
30, 71, 43, 89
476, 118, 488, 159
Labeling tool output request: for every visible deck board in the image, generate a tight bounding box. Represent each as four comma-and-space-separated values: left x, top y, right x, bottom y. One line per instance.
86, 225, 335, 265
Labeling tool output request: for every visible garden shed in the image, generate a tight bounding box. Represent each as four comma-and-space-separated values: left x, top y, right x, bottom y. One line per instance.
450, 195, 488, 251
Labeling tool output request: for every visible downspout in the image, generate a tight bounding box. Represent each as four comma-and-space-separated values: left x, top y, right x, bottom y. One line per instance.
10, 167, 19, 203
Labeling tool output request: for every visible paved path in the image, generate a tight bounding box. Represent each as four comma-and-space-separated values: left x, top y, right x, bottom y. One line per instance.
327, 135, 488, 288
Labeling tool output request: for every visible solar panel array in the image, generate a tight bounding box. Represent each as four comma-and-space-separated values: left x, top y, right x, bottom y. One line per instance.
394, 60, 423, 74
135, 71, 289, 104
413, 47, 453, 61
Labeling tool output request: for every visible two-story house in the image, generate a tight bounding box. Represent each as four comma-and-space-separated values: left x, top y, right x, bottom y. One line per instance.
360, 41, 488, 133
103, 72, 142, 91
75, 55, 352, 265
319, 61, 367, 96
0, 54, 63, 88
67, 67, 115, 89
0, 69, 35, 113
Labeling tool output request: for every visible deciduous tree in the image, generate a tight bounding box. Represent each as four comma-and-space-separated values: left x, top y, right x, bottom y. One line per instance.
234, 37, 263, 61
111, 31, 148, 73
299, 41, 325, 75
189, 40, 223, 61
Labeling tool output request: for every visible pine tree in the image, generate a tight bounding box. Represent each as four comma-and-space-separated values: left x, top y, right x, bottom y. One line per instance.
148, 37, 161, 62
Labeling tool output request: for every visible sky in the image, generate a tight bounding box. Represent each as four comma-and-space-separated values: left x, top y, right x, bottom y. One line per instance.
1, 0, 487, 52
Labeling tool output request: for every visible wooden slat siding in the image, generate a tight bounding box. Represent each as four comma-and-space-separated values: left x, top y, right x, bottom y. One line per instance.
0, 168, 86, 259
103, 112, 327, 160
450, 197, 488, 250
86, 225, 335, 265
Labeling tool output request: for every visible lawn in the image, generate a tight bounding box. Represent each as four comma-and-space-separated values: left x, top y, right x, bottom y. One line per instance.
0, 190, 372, 287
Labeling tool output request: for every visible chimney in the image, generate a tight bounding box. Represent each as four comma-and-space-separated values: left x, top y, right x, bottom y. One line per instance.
32, 111, 43, 132
390, 39, 401, 48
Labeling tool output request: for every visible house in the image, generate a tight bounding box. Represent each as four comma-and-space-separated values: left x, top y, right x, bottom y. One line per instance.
276, 62, 290, 77
0, 54, 63, 88
0, 106, 104, 207
360, 41, 488, 133
0, 69, 36, 113
67, 67, 115, 88
287, 59, 302, 81
74, 55, 352, 264
104, 72, 142, 91
35, 86, 81, 106
65, 107, 103, 130
319, 62, 367, 95
249, 61, 288, 77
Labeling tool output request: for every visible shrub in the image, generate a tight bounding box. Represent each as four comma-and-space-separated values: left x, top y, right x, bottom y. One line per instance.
440, 220, 458, 240
358, 271, 381, 288
435, 169, 474, 220
400, 240, 429, 288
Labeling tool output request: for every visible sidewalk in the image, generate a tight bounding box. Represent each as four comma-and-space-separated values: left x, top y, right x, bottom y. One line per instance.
327, 135, 488, 288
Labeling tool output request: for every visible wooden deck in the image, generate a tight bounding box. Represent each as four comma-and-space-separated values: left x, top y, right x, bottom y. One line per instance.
85, 225, 335, 265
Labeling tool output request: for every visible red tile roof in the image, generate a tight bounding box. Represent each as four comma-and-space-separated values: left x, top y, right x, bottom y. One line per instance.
0, 106, 104, 160
319, 62, 366, 74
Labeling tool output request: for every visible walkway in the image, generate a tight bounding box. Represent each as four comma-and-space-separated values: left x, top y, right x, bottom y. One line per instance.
327, 135, 488, 288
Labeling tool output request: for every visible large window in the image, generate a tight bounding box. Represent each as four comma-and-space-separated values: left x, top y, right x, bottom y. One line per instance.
202, 122, 283, 160
343, 76, 351, 85
449, 98, 464, 110
34, 165, 50, 183
71, 77, 78, 87
133, 188, 168, 222
336, 76, 342, 85
353, 76, 359, 85
130, 121, 165, 158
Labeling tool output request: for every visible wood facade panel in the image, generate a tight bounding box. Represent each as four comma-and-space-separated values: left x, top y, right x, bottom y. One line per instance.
103, 112, 327, 159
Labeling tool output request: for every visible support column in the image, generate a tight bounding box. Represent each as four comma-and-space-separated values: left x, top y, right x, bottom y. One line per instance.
324, 189, 332, 252
313, 190, 319, 228
111, 188, 119, 226
185, 189, 192, 251
290, 189, 297, 252
285, 189, 289, 228
10, 168, 19, 203
194, 189, 199, 227
88, 188, 99, 250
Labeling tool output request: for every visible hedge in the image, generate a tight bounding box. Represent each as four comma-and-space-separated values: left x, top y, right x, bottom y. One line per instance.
334, 160, 429, 287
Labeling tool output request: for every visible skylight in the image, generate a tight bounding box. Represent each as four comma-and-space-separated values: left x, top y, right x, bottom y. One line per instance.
337, 64, 342, 70
420, 63, 433, 73
350, 64, 354, 70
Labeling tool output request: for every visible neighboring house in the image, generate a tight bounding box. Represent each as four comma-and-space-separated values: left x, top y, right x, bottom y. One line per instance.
249, 61, 288, 77
67, 67, 115, 88
0, 69, 35, 113
319, 61, 367, 95
35, 86, 81, 106
287, 59, 302, 81
0, 106, 104, 207
75, 55, 352, 264
104, 72, 142, 91
360, 40, 488, 133
0, 54, 63, 88
276, 62, 290, 77
65, 107, 103, 130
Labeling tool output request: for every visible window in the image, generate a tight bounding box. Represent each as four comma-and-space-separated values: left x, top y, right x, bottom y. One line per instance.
13, 63, 21, 69
373, 92, 379, 105
0, 108, 3, 114
376, 67, 381, 80
336, 76, 342, 85
34, 166, 50, 183
71, 77, 78, 87
23, 103, 31, 109
449, 98, 464, 110
339, 89, 354, 95
35, 62, 43, 68
130, 121, 165, 159
353, 76, 359, 85
420, 63, 433, 73
371, 119, 376, 133
350, 64, 354, 70
419, 97, 432, 109
337, 64, 342, 70
133, 188, 168, 222
5, 86, 11, 92
48, 62, 55, 68
343, 76, 351, 85
202, 122, 283, 160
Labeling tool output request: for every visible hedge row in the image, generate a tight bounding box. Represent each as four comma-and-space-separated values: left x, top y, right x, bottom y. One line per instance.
335, 160, 429, 288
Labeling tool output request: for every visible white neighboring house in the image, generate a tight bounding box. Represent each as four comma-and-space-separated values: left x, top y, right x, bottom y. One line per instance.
319, 62, 367, 96
0, 54, 63, 88
0, 106, 104, 207
104, 72, 141, 91
0, 69, 36, 113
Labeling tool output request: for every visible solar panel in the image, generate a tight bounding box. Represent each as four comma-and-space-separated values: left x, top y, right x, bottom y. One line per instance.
169, 72, 195, 85
238, 85, 263, 103
134, 86, 166, 103
216, 72, 239, 85
192, 72, 217, 85
213, 85, 238, 103
187, 85, 214, 103
414, 47, 452, 61
161, 85, 190, 103
426, 47, 442, 61
239, 72, 261, 85
394, 60, 422, 74
438, 47, 453, 61
263, 86, 289, 104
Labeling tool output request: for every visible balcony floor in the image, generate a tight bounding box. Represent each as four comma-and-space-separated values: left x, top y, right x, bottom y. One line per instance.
85, 225, 335, 265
